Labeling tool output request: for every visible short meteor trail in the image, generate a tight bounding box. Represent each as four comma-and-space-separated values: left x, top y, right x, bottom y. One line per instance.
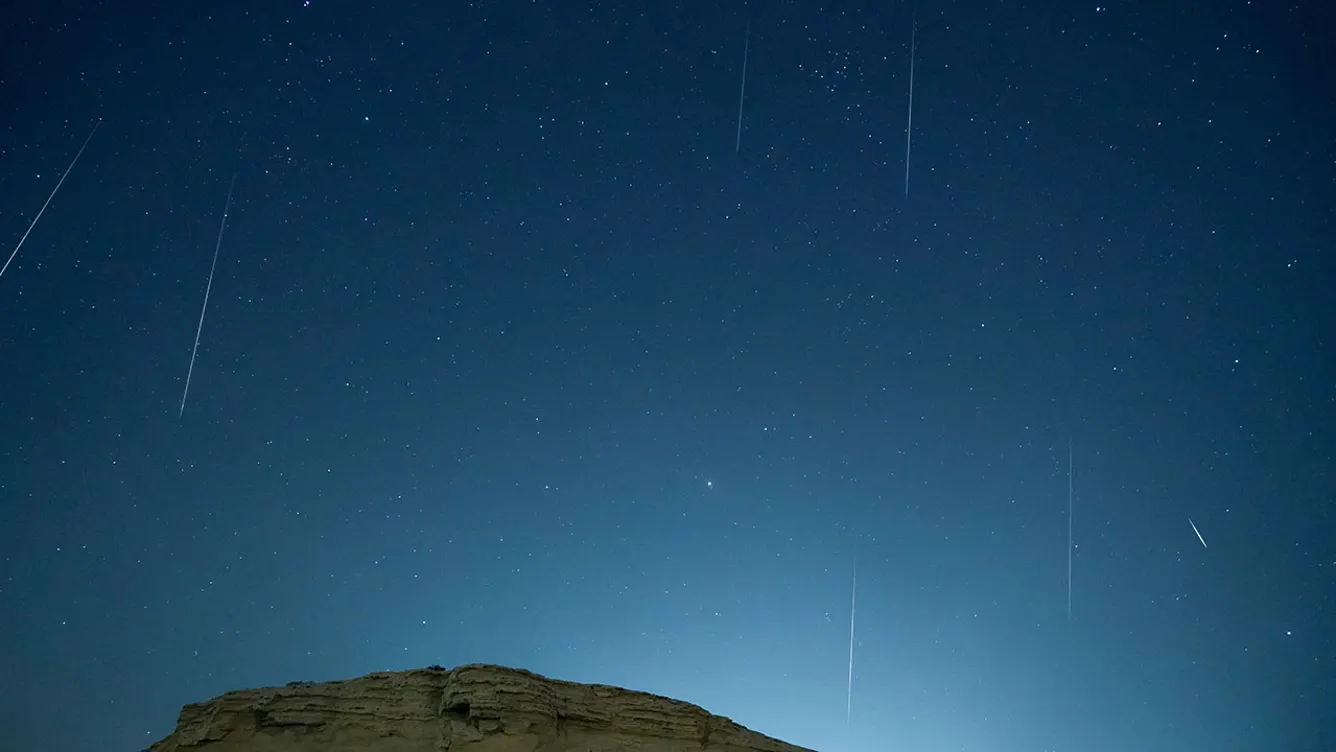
735, 20, 751, 153
846, 561, 856, 725
1, 120, 101, 285
179, 172, 238, 418
1188, 518, 1208, 549
903, 19, 916, 199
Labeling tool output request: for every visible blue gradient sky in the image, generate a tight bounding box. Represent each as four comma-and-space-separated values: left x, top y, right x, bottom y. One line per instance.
2, 2, 1332, 750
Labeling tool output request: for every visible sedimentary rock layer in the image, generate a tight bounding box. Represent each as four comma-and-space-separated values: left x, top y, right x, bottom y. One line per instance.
147, 663, 815, 752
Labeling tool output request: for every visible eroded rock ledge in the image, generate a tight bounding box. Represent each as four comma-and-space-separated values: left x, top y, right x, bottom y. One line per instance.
147, 663, 815, 751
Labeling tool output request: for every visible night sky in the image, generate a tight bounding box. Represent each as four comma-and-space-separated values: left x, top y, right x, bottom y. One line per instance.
2, 2, 1333, 750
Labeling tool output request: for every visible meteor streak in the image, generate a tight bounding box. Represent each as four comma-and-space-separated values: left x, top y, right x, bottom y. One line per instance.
1, 120, 101, 285
903, 18, 916, 199
179, 172, 238, 418
735, 20, 750, 153
1188, 518, 1207, 549
846, 561, 856, 726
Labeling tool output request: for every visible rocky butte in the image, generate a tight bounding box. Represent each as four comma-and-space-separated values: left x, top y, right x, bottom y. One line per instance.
146, 663, 816, 752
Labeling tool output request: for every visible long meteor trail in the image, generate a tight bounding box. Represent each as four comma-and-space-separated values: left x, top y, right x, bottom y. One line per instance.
903, 19, 916, 199
1, 120, 101, 285
735, 20, 751, 153
1067, 438, 1074, 621
846, 561, 856, 725
179, 172, 238, 418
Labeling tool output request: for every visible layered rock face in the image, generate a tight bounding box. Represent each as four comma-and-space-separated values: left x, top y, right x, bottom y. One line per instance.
147, 663, 815, 752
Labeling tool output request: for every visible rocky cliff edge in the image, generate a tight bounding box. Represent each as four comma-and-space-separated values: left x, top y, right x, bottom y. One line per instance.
146, 663, 816, 752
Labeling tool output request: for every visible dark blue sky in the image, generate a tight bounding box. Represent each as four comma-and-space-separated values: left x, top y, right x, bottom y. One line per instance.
2, 2, 1332, 750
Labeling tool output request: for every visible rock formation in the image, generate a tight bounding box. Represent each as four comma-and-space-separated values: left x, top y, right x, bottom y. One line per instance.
146, 663, 815, 752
